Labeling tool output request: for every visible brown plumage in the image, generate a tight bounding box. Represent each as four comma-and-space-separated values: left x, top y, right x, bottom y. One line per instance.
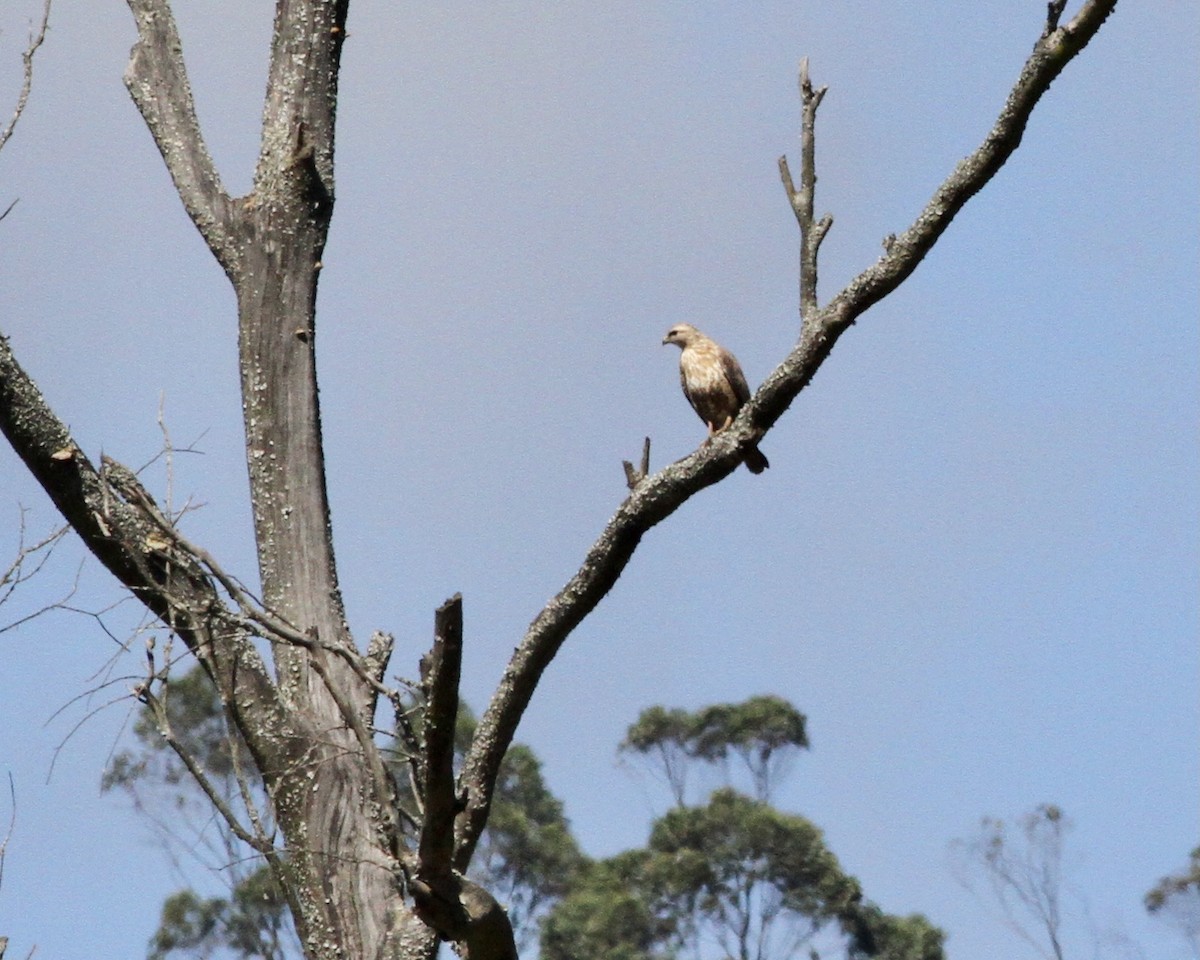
662, 323, 769, 474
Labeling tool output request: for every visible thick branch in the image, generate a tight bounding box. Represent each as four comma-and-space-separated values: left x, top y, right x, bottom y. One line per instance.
253, 0, 349, 202
0, 335, 284, 752
123, 0, 241, 276
407, 596, 518, 960
459, 0, 1120, 868
231, 0, 353, 676
812, 0, 1120, 340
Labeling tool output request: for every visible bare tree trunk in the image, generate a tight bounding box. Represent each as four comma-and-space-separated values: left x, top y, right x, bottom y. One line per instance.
121, 1, 418, 955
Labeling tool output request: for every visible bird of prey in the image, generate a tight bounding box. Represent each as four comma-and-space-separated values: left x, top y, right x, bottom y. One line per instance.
662, 323, 769, 474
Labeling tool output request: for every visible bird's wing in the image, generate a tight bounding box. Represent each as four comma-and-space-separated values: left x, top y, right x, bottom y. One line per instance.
718, 348, 752, 406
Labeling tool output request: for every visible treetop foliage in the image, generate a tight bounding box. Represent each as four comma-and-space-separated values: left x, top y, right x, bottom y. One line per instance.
621, 695, 809, 804
545, 698, 943, 960
1145, 846, 1200, 914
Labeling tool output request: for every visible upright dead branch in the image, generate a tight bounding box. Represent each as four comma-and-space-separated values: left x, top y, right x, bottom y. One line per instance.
779, 57, 832, 326
622, 437, 652, 490
420, 595, 463, 873
124, 0, 240, 275
406, 596, 519, 959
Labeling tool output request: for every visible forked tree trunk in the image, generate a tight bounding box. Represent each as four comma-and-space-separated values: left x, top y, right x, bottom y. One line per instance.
122, 1, 442, 956
234, 204, 414, 957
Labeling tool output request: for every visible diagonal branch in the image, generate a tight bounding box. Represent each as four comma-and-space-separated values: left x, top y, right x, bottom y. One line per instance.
0, 334, 284, 745
139, 684, 273, 854
456, 452, 726, 865
457, 0, 1121, 868
0, 0, 51, 155
123, 0, 241, 276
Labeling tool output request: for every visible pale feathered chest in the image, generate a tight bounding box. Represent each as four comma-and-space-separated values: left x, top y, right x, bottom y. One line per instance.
678, 340, 750, 431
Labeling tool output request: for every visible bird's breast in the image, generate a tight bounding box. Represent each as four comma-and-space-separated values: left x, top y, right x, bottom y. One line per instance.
680, 348, 726, 390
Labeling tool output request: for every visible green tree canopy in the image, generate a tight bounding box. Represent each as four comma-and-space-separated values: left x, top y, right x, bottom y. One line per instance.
620, 696, 809, 805
547, 699, 942, 960
540, 852, 675, 960
647, 787, 862, 958
1145, 846, 1200, 956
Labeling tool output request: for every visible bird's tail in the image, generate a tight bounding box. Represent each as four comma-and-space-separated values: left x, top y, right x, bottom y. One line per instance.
744, 445, 769, 474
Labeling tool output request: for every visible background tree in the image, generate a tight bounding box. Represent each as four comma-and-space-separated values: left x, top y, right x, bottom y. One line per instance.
951, 804, 1069, 960
539, 851, 674, 960
0, 1, 1180, 960
1146, 848, 1200, 959
146, 872, 292, 960
620, 706, 698, 808
103, 664, 295, 960
547, 698, 943, 960
622, 695, 809, 805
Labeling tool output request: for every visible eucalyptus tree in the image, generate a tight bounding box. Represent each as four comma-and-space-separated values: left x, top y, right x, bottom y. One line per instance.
547, 700, 943, 960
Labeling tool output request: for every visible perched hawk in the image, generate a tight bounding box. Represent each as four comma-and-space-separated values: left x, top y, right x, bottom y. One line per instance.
662, 323, 769, 474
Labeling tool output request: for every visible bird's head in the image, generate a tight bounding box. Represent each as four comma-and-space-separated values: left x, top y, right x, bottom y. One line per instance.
662, 323, 702, 348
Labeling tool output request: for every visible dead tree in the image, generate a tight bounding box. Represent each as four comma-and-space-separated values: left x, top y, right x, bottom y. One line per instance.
0, 2, 1119, 958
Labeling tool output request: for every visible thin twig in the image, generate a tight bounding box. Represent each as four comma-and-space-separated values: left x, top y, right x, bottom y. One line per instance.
0, 513, 68, 620
224, 708, 276, 852
0, 0, 51, 154
0, 773, 16, 892
45, 692, 135, 783
140, 685, 272, 853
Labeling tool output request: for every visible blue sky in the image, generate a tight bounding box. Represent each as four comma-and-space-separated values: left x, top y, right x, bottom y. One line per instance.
0, 2, 1195, 958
